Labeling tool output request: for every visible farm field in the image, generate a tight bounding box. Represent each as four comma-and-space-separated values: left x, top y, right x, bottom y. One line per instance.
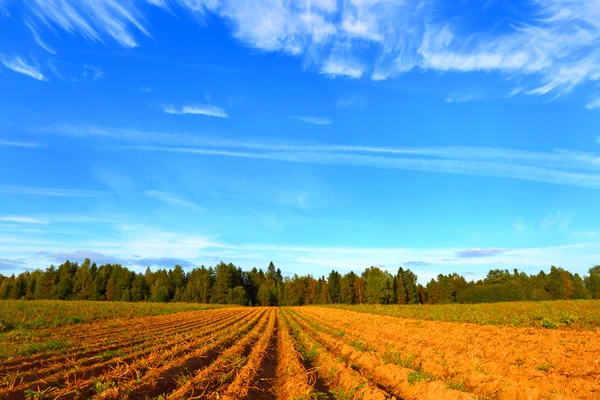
0, 304, 599, 399
322, 299, 600, 330
0, 300, 232, 333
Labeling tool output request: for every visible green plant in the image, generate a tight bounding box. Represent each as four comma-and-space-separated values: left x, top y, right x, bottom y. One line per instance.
407, 370, 434, 385
536, 364, 552, 372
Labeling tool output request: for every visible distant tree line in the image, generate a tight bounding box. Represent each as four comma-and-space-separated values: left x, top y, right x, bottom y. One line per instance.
1, 259, 599, 305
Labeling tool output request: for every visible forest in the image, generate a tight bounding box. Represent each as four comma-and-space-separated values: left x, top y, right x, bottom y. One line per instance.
1, 259, 599, 306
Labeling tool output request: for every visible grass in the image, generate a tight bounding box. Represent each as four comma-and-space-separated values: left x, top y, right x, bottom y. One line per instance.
319, 299, 600, 329
0, 300, 234, 360
536, 364, 553, 372
407, 370, 434, 385
0, 300, 233, 332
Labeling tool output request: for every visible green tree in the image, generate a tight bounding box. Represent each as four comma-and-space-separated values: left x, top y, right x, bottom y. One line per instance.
327, 270, 342, 303
72, 258, 94, 300
362, 267, 393, 304
151, 285, 170, 302
586, 266, 600, 299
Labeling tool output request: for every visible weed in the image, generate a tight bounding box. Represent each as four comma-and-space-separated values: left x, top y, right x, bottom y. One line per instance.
445, 377, 469, 392
536, 364, 553, 372
382, 348, 417, 369
348, 339, 374, 352
407, 370, 434, 385
541, 319, 557, 329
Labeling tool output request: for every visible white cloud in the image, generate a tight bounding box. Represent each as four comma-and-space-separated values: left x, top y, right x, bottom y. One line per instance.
445, 93, 478, 103
320, 57, 364, 78
292, 115, 333, 125
0, 140, 45, 148
145, 190, 204, 210
8, 0, 600, 99
540, 210, 573, 233
25, 19, 56, 54
276, 190, 310, 210
127, 145, 600, 190
162, 104, 228, 118
24, 0, 151, 48
5, 222, 600, 280
83, 65, 105, 81
336, 95, 367, 109
507, 87, 524, 98
0, 55, 46, 81
585, 96, 600, 110
571, 231, 598, 238
0, 216, 47, 224
0, 185, 105, 197
37, 124, 600, 190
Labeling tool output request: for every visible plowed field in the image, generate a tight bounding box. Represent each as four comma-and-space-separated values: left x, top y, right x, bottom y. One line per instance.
1, 306, 599, 399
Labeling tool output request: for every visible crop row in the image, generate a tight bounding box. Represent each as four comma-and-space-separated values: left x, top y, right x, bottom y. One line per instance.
291, 306, 600, 399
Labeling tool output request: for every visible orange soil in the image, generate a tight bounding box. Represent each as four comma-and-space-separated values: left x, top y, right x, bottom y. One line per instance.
0, 308, 254, 399
1, 308, 240, 373
166, 308, 272, 399
295, 306, 600, 399
220, 308, 278, 399
275, 309, 317, 399
3, 306, 598, 400
281, 309, 393, 399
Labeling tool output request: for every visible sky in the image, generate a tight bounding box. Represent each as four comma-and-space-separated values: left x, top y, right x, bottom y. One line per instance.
1, 0, 600, 283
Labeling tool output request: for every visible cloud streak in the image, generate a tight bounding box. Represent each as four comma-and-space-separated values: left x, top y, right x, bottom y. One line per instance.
0, 185, 106, 197
0, 55, 46, 80
163, 104, 228, 118
7, 0, 600, 99
0, 258, 25, 270
145, 190, 204, 210
0, 216, 47, 224
0, 140, 45, 148
456, 248, 505, 258
7, 235, 600, 282
292, 115, 333, 125
126, 145, 600, 190
35, 125, 600, 190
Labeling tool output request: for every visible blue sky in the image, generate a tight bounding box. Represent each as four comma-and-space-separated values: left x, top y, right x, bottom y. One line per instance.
1, 0, 600, 282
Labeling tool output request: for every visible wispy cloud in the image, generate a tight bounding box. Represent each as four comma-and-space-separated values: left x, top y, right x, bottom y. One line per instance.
571, 231, 598, 238
0, 140, 45, 148
405, 261, 430, 266
0, 216, 47, 224
0, 258, 25, 270
4, 222, 600, 280
162, 104, 228, 118
445, 93, 479, 103
320, 57, 364, 79
145, 190, 204, 210
123, 145, 600, 190
36, 250, 197, 269
0, 55, 46, 81
292, 115, 333, 125
336, 96, 367, 109
507, 87, 524, 98
83, 65, 105, 81
276, 191, 310, 210
8, 0, 600, 100
585, 97, 600, 110
25, 19, 56, 54
0, 185, 105, 197
36, 125, 600, 190
540, 210, 573, 232
456, 248, 505, 258
20, 0, 150, 48
141, 86, 152, 92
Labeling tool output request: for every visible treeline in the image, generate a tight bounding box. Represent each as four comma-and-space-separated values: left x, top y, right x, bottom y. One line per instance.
1, 259, 599, 305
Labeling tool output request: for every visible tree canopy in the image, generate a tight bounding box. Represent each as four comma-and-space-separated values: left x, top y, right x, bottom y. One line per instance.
1, 260, 598, 306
